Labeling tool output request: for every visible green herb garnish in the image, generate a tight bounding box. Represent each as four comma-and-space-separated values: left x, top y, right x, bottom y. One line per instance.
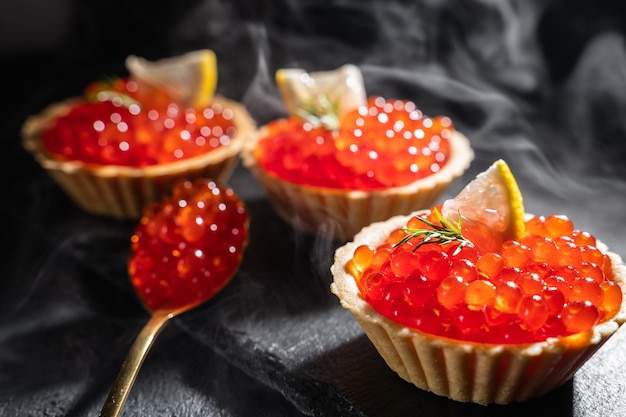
84, 76, 139, 108
395, 208, 472, 255
295, 92, 340, 133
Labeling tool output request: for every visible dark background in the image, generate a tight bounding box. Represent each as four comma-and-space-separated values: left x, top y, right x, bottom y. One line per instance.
2, 1, 626, 416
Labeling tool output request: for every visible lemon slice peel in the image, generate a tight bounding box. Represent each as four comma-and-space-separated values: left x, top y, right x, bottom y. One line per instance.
441, 159, 526, 245
275, 64, 366, 128
493, 159, 526, 241
125, 49, 218, 108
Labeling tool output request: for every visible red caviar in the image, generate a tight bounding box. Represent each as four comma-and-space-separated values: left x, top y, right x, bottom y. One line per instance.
128, 178, 248, 311
254, 96, 452, 190
346, 212, 622, 344
42, 79, 237, 167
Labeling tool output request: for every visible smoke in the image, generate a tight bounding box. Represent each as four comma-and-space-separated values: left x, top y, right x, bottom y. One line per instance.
559, 32, 626, 175
235, 0, 626, 258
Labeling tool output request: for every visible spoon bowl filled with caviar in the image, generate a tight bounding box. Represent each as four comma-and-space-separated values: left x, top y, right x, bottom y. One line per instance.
331, 160, 626, 404
99, 178, 249, 417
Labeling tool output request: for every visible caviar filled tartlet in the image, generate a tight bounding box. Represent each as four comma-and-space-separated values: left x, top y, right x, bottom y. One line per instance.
22, 50, 255, 219
241, 65, 473, 240
330, 160, 626, 404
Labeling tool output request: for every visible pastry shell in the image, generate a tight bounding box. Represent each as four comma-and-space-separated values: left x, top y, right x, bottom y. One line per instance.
241, 126, 474, 241
330, 211, 626, 404
21, 95, 255, 219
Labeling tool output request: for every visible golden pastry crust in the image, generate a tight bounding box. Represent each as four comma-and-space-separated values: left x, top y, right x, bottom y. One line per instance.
241, 125, 474, 240
330, 210, 626, 404
22, 95, 255, 219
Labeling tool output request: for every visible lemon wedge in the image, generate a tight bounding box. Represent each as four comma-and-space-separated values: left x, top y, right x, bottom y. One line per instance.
126, 49, 217, 108
275, 64, 366, 124
442, 159, 525, 242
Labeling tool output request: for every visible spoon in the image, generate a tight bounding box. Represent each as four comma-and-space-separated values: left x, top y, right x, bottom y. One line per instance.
99, 178, 249, 417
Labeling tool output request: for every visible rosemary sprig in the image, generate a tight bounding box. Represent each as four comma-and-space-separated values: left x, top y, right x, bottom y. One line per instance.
395, 208, 472, 255
84, 76, 140, 108
294, 92, 340, 133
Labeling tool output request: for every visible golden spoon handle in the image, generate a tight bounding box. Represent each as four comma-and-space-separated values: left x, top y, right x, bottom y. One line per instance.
99, 310, 174, 417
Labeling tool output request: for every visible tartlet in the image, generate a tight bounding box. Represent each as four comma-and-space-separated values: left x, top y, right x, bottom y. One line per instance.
330, 161, 626, 404
241, 65, 473, 240
21, 50, 255, 219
